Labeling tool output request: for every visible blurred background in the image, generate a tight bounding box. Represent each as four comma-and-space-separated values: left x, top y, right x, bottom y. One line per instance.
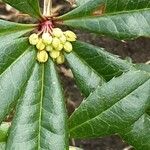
0, 0, 149, 149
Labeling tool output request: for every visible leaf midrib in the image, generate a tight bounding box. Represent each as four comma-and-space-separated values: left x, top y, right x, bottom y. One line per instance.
70, 77, 150, 132
63, 7, 150, 20
69, 51, 106, 82
38, 64, 44, 149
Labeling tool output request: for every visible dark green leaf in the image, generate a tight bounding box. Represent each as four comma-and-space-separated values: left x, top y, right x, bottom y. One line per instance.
6, 59, 69, 150
69, 41, 134, 81
63, 10, 150, 40
3, 0, 42, 19
65, 51, 105, 96
0, 46, 35, 123
60, 0, 150, 20
121, 114, 150, 150
69, 71, 150, 150
0, 19, 35, 41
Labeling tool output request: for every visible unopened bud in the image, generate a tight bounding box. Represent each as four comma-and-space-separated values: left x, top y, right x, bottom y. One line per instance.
52, 28, 63, 38
36, 39, 45, 51
64, 42, 73, 52
42, 32, 52, 45
37, 51, 48, 63
29, 33, 39, 45
52, 37, 61, 48
59, 35, 66, 44
64, 30, 77, 42
56, 43, 64, 51
50, 51, 60, 59
46, 45, 53, 52
56, 55, 65, 64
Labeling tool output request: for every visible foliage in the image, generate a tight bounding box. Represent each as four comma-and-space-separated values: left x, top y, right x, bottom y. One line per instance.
0, 0, 149, 150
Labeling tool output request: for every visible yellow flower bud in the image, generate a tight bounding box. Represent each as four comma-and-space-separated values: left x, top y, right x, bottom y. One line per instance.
56, 43, 64, 51
56, 54, 65, 64
36, 39, 45, 51
52, 28, 63, 37
37, 51, 48, 63
50, 51, 60, 59
64, 30, 77, 42
46, 45, 53, 52
52, 37, 61, 48
64, 42, 73, 52
29, 33, 39, 45
59, 35, 66, 44
42, 32, 52, 45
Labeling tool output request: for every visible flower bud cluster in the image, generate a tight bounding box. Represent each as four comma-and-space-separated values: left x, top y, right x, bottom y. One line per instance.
29, 28, 77, 64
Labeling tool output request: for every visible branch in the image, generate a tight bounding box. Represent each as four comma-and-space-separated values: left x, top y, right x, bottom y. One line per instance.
43, 0, 52, 16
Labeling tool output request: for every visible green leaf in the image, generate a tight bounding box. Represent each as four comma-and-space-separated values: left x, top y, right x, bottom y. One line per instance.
0, 19, 36, 124
6, 59, 69, 150
0, 19, 35, 41
0, 45, 35, 123
0, 38, 31, 74
69, 71, 150, 150
3, 0, 42, 19
63, 10, 150, 40
65, 51, 105, 96
69, 41, 134, 81
0, 122, 10, 142
60, 0, 150, 20
135, 63, 150, 73
121, 114, 150, 150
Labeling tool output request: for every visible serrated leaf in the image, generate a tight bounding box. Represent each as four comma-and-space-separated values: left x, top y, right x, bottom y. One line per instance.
63, 10, 150, 40
69, 41, 134, 81
6, 59, 69, 150
60, 0, 150, 20
0, 122, 10, 142
65, 51, 105, 96
69, 71, 150, 150
3, 0, 42, 19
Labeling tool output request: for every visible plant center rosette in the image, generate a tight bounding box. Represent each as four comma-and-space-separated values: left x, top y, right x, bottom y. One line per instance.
29, 20, 77, 64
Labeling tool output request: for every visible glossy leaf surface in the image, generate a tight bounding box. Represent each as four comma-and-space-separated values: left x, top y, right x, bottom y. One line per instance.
61, 0, 150, 20
0, 19, 34, 41
6, 60, 69, 150
69, 71, 150, 150
63, 10, 150, 40
67, 41, 134, 81
3, 0, 42, 19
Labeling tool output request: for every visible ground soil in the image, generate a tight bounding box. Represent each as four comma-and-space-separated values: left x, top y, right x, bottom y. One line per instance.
0, 1, 150, 150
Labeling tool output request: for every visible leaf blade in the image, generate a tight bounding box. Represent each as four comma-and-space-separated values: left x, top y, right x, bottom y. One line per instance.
3, 0, 42, 19
63, 10, 150, 40
69, 71, 150, 140
6, 59, 69, 150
